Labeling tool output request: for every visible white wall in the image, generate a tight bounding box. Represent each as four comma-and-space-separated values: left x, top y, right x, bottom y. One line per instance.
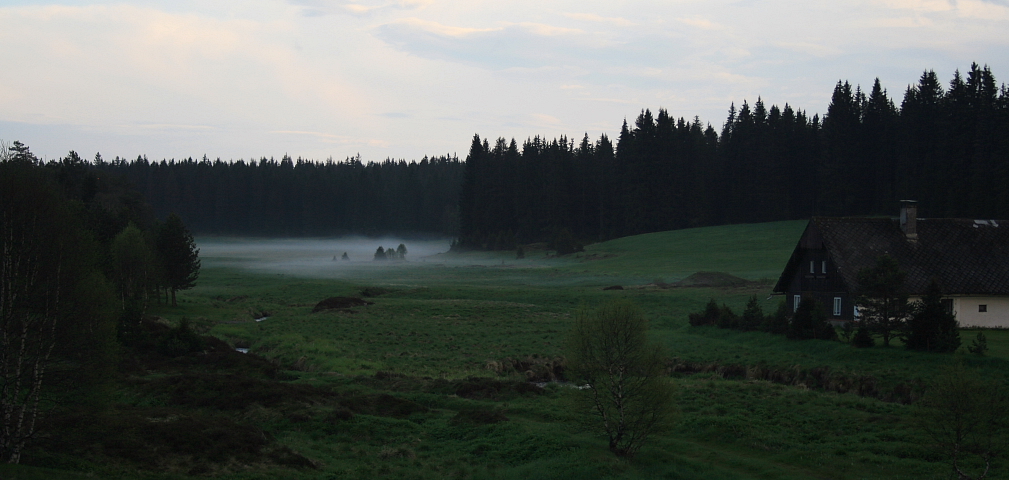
951, 296, 1009, 328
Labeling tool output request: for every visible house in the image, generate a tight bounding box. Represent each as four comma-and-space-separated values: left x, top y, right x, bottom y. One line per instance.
772, 201, 1009, 328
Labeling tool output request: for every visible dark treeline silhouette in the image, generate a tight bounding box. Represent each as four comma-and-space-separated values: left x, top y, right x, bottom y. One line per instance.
94, 154, 464, 237
458, 63, 1009, 249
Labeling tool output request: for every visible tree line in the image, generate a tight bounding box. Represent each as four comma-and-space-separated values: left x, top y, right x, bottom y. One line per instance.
458, 63, 1009, 249
0, 142, 200, 463
92, 154, 464, 237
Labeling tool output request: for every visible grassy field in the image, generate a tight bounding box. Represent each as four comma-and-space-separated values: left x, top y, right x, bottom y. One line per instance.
16, 220, 1009, 479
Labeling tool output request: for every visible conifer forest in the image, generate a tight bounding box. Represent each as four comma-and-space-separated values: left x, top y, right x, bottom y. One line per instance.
82, 64, 1009, 248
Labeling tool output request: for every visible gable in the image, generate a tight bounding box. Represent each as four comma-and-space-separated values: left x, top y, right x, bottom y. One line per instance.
775, 217, 1009, 296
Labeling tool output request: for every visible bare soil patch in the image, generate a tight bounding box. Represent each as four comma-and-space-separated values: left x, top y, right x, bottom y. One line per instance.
311, 296, 374, 312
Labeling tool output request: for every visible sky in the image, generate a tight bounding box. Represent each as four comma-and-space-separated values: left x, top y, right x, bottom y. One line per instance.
1, 0, 1007, 163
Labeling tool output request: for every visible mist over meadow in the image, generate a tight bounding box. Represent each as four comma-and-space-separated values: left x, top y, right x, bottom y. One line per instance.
197, 236, 454, 278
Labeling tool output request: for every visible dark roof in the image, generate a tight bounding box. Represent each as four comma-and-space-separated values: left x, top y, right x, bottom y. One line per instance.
774, 217, 1009, 295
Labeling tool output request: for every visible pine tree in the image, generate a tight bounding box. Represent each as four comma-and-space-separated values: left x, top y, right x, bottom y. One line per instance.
905, 279, 960, 352
155, 213, 200, 307
856, 255, 908, 347
740, 295, 764, 331
788, 296, 836, 340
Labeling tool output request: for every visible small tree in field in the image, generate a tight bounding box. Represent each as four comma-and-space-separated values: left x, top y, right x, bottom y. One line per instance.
566, 300, 677, 457
856, 255, 908, 347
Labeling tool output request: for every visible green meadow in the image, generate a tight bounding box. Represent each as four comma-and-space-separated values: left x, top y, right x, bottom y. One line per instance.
9, 219, 1009, 479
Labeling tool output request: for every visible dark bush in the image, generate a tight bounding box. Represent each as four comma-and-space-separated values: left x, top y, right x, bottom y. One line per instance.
788, 296, 837, 340
763, 299, 790, 334
968, 332, 988, 356
740, 295, 765, 331
716, 304, 739, 329
688, 299, 721, 326
156, 318, 204, 357
852, 326, 875, 348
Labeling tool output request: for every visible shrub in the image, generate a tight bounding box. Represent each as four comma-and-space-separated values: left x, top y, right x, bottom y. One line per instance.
851, 325, 875, 348
716, 304, 739, 329
688, 299, 721, 327
763, 299, 790, 335
157, 318, 204, 357
968, 332, 988, 356
740, 295, 764, 331
788, 296, 837, 341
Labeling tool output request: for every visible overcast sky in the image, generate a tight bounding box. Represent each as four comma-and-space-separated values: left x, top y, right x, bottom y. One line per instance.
1, 0, 1007, 163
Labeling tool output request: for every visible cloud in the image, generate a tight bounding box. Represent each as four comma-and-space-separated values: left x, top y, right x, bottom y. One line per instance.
676, 16, 723, 30
375, 18, 662, 71
289, 0, 432, 17
270, 130, 391, 147
563, 12, 636, 27
772, 41, 843, 57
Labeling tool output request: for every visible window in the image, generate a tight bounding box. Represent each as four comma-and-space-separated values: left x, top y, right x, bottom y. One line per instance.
979, 304, 988, 313
822, 261, 827, 274
833, 297, 842, 316
940, 299, 953, 315
853, 305, 860, 319
794, 295, 801, 312
810, 261, 815, 274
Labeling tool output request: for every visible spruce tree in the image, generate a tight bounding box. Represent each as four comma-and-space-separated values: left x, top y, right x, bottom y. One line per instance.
740, 295, 764, 331
856, 255, 908, 347
155, 213, 200, 307
788, 296, 836, 340
905, 279, 960, 352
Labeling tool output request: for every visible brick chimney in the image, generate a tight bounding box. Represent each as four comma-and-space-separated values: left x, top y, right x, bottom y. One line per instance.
900, 200, 918, 241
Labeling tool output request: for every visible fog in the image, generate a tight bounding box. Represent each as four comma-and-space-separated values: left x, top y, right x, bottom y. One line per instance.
197, 236, 455, 278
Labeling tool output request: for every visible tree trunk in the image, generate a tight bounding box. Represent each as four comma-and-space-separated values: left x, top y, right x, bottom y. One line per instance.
171, 288, 177, 307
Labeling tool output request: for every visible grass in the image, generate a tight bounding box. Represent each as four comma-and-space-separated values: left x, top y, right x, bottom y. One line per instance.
19, 220, 1009, 479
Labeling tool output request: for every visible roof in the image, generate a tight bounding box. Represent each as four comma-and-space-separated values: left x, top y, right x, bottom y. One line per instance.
773, 217, 1009, 296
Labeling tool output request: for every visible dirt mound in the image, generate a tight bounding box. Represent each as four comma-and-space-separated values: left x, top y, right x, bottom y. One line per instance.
671, 271, 751, 288
312, 296, 374, 312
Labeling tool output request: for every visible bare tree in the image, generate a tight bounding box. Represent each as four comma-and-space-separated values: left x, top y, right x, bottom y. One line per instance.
918, 362, 1009, 480
566, 300, 677, 457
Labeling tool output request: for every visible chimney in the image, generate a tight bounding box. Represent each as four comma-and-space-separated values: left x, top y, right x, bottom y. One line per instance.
900, 200, 918, 241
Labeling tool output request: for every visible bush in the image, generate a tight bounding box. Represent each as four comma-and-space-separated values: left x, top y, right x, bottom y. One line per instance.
851, 325, 875, 348
688, 299, 721, 327
716, 304, 739, 329
740, 295, 764, 331
968, 332, 988, 356
788, 296, 837, 341
762, 299, 790, 335
157, 318, 204, 357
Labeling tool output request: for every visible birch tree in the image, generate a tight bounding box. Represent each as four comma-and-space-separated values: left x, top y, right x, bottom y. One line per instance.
566, 300, 677, 457
0, 159, 114, 463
